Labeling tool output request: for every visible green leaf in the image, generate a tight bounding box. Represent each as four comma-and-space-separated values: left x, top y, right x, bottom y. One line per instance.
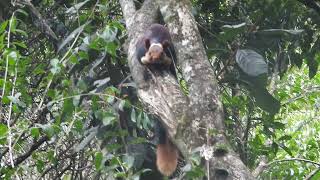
7, 92, 26, 108
30, 127, 40, 139
16, 9, 28, 17
219, 22, 246, 41
1, 96, 10, 104
105, 42, 118, 57
99, 25, 118, 42
115, 172, 126, 178
107, 95, 115, 104
142, 113, 151, 130
7, 50, 18, 65
78, 51, 89, 60
36, 159, 45, 173
249, 86, 280, 115
47, 150, 56, 164
271, 142, 279, 154
37, 124, 55, 138
102, 111, 116, 126
0, 20, 8, 34
236, 49, 268, 76
50, 58, 61, 74
95, 152, 103, 170
0, 124, 8, 143
128, 137, 147, 144
15, 29, 28, 37
256, 29, 304, 37
65, 0, 90, 14
74, 119, 83, 132
73, 95, 80, 106
272, 122, 285, 130
137, 111, 142, 129
118, 100, 126, 111
281, 145, 293, 156
13, 41, 27, 49
131, 109, 136, 123
76, 79, 87, 91
58, 21, 90, 52
123, 154, 135, 169
75, 128, 97, 152
306, 55, 318, 78
62, 98, 74, 118
9, 17, 17, 32
47, 89, 56, 99
62, 174, 72, 180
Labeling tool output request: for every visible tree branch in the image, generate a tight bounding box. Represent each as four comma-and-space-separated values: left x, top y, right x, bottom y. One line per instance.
120, 0, 254, 179
13, 136, 48, 166
119, 0, 136, 29
298, 0, 320, 15
159, 0, 254, 179
18, 0, 59, 47
253, 157, 320, 177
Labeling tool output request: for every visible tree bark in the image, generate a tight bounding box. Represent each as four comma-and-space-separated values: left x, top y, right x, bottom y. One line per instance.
119, 0, 254, 179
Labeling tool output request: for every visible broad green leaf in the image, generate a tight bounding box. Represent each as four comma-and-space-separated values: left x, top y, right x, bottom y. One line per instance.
102, 111, 116, 126
16, 9, 28, 17
105, 42, 118, 57
76, 79, 87, 91
37, 124, 55, 138
99, 25, 118, 42
72, 95, 80, 106
36, 159, 45, 173
250, 86, 280, 115
15, 29, 28, 37
257, 29, 304, 37
131, 109, 136, 123
58, 21, 90, 52
30, 127, 40, 139
118, 100, 126, 111
50, 58, 61, 74
62, 174, 72, 180
219, 22, 246, 41
7, 50, 18, 65
123, 154, 135, 169
9, 17, 17, 32
0, 20, 8, 34
74, 128, 97, 152
0, 124, 8, 143
236, 49, 268, 76
66, 0, 90, 14
142, 113, 151, 130
95, 152, 103, 170
137, 111, 142, 129
278, 135, 292, 141
281, 145, 293, 156
62, 98, 74, 118
306, 55, 318, 78
7, 92, 26, 108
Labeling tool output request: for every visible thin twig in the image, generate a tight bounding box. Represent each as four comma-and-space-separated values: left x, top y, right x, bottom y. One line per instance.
268, 158, 320, 167
305, 168, 320, 180
13, 136, 48, 166
42, 92, 143, 112
2, 12, 17, 168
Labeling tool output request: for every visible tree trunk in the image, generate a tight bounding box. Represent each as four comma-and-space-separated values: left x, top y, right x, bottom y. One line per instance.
119, 0, 254, 179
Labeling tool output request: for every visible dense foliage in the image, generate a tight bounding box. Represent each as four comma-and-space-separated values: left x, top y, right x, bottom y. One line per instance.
0, 0, 319, 179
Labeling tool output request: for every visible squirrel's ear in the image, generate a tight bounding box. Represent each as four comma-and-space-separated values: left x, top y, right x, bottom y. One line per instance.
162, 40, 170, 48
145, 39, 150, 49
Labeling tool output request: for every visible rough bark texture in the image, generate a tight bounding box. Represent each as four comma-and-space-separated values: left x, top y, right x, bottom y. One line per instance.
119, 0, 254, 179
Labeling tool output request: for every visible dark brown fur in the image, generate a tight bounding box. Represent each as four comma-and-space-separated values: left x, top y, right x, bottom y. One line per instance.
136, 24, 178, 176
136, 24, 175, 68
